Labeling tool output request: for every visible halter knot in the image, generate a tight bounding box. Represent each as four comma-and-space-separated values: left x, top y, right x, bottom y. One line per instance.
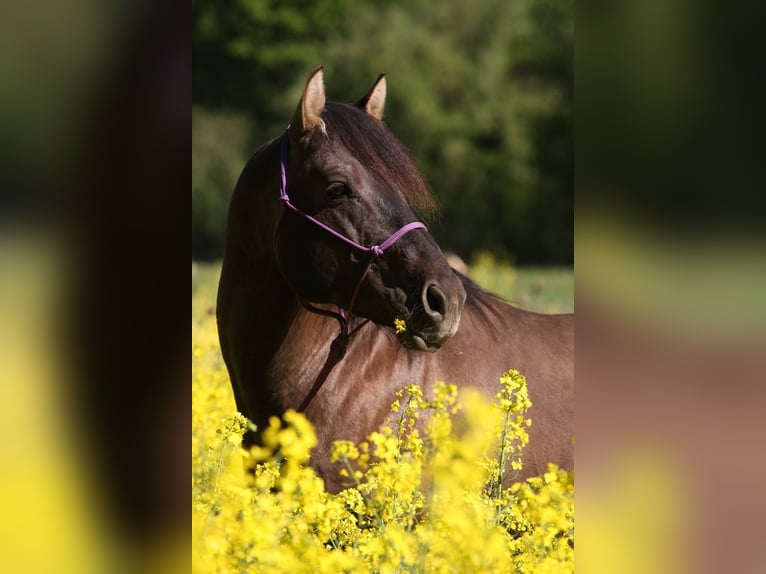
370, 245, 384, 257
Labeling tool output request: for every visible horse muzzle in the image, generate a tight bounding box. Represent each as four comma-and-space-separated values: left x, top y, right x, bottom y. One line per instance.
400, 275, 465, 352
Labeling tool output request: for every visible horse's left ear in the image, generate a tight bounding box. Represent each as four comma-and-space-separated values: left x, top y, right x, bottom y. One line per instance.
293, 66, 327, 134
356, 73, 386, 120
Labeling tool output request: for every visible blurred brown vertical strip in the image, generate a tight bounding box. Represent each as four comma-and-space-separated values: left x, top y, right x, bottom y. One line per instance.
577, 0, 766, 572
65, 0, 188, 549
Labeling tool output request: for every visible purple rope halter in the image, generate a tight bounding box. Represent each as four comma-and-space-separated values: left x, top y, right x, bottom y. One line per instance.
278, 127, 427, 334
277, 127, 427, 412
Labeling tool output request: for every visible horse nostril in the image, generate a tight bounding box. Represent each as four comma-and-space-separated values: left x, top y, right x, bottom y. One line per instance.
423, 284, 447, 322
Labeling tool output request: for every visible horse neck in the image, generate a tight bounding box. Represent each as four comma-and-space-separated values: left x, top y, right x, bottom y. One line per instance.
227, 138, 282, 263
220, 137, 341, 374
219, 138, 302, 360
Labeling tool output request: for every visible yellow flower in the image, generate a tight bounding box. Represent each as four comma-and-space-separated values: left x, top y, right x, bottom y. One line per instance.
394, 317, 407, 333
194, 297, 574, 574
331, 440, 359, 461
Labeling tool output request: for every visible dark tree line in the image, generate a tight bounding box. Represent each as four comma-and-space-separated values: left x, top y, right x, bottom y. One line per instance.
193, 0, 572, 264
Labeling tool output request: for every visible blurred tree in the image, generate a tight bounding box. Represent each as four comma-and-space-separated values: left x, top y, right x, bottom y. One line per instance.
193, 0, 353, 135
192, 108, 250, 258
192, 0, 572, 264
324, 0, 572, 263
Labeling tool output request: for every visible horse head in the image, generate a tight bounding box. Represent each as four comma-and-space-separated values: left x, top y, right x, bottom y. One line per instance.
274, 67, 466, 351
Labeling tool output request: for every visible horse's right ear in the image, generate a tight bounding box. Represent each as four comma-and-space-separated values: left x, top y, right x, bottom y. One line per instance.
292, 66, 326, 134
356, 73, 386, 120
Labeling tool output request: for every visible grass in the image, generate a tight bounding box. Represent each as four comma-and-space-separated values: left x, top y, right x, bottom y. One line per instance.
464, 252, 573, 314
192, 256, 574, 317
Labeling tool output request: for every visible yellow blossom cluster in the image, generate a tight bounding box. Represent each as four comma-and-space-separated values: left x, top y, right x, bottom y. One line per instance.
193, 301, 573, 573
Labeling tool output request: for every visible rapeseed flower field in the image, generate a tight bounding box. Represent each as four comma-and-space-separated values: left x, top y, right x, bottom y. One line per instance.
192, 268, 573, 573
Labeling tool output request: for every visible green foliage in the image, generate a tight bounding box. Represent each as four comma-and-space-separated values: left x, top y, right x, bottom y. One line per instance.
192, 0, 572, 263
192, 108, 251, 258
325, 0, 572, 263
193, 0, 354, 133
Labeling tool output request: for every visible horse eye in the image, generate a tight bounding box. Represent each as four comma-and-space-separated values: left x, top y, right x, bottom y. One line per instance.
326, 182, 351, 199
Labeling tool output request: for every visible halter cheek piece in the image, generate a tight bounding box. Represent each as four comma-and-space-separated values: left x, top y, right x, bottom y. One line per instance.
277, 127, 428, 412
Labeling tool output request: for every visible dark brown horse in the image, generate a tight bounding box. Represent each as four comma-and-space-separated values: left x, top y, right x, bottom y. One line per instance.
217, 67, 573, 493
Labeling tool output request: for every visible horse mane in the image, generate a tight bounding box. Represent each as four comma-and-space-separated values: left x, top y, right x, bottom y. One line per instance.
320, 102, 438, 219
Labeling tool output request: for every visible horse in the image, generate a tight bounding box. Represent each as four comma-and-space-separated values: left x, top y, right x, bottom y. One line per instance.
217, 67, 573, 493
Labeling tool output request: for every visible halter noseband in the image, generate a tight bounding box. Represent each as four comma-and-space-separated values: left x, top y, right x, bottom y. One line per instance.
277, 126, 427, 411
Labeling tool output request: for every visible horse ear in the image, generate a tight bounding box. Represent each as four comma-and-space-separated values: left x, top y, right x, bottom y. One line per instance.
293, 66, 326, 133
356, 73, 386, 120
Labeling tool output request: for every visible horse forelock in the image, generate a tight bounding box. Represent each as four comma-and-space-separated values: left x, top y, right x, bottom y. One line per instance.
319, 102, 438, 220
